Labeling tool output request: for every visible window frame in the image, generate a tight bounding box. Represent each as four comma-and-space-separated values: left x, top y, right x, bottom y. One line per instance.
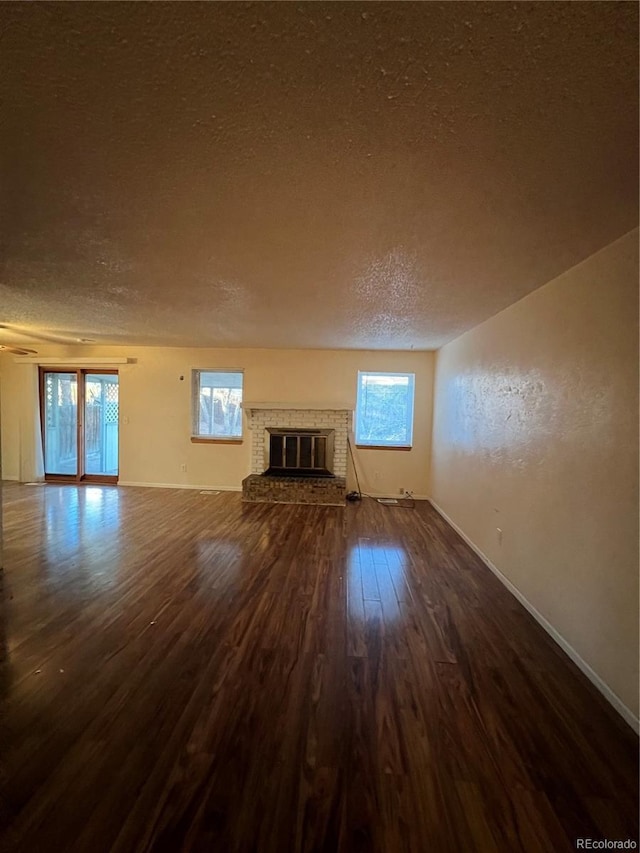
355, 370, 415, 450
191, 368, 244, 443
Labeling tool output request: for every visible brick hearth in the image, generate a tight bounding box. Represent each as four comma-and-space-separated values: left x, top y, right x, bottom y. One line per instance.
242, 473, 347, 506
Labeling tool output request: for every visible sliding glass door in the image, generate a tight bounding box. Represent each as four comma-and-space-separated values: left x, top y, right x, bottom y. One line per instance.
41, 369, 119, 482
43, 372, 79, 476
84, 374, 119, 476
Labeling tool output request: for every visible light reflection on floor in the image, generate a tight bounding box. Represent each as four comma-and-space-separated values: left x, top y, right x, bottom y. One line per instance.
196, 539, 242, 591
41, 486, 122, 587
347, 540, 408, 623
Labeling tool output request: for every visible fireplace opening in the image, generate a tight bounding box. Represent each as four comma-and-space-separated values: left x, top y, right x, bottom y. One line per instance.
265, 428, 335, 477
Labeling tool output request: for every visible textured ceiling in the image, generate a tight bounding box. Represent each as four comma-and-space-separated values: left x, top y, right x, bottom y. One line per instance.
0, 2, 638, 350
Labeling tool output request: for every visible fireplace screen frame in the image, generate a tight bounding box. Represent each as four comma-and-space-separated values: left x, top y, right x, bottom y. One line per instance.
264, 427, 335, 477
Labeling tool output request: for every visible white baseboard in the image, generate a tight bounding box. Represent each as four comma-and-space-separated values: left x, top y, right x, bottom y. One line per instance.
429, 499, 639, 734
118, 481, 242, 492
363, 492, 429, 501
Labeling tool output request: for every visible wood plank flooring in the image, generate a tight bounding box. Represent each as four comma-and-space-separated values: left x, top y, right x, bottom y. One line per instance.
0, 482, 637, 852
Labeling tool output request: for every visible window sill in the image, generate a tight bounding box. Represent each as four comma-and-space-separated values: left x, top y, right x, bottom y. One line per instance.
190, 437, 244, 444
355, 444, 412, 451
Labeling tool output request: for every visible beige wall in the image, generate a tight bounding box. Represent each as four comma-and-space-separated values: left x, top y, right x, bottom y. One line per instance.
0, 347, 434, 498
431, 229, 639, 720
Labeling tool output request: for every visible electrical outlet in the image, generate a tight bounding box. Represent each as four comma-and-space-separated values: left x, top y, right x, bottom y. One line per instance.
180, 463, 187, 472
374, 470, 380, 482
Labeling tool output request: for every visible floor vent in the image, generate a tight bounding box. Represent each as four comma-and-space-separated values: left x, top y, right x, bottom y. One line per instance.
199, 490, 221, 496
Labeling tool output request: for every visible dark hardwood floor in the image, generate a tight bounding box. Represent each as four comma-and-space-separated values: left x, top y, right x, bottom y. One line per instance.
0, 482, 637, 852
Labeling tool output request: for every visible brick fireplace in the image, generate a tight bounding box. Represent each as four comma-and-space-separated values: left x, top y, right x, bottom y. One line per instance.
242, 403, 352, 505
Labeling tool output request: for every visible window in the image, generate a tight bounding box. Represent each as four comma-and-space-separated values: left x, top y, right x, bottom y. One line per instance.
355, 371, 415, 448
192, 370, 243, 440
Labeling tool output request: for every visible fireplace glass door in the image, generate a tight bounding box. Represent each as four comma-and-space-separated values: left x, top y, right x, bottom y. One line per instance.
266, 428, 334, 477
